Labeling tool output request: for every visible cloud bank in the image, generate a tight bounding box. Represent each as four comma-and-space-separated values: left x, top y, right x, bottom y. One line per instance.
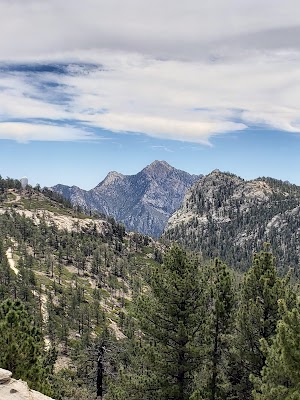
0, 0, 300, 142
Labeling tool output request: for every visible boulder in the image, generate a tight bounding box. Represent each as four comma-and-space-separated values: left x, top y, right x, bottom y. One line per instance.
0, 369, 12, 384
0, 369, 54, 400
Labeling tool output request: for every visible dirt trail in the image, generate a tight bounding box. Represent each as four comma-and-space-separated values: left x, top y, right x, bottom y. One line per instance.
6, 189, 21, 204
6, 247, 19, 275
32, 286, 51, 350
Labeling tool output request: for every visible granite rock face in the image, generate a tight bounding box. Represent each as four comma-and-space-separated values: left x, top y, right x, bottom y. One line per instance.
0, 368, 54, 400
164, 170, 300, 270
52, 160, 202, 237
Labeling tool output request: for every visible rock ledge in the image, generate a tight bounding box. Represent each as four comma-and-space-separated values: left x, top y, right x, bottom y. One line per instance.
0, 368, 54, 400
0, 369, 12, 384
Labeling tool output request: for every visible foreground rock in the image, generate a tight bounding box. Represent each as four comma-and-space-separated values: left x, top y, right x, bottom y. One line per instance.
0, 368, 54, 400
0, 369, 12, 384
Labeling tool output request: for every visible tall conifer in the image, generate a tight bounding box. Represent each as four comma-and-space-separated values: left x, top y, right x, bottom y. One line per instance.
230, 246, 292, 399
110, 245, 205, 400
253, 299, 300, 399
203, 259, 234, 400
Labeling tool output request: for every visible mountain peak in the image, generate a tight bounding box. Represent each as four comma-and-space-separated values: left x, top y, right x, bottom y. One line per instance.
146, 160, 173, 169
206, 169, 241, 181
98, 171, 124, 187
51, 161, 202, 237
142, 160, 174, 176
152, 160, 171, 167
106, 171, 124, 179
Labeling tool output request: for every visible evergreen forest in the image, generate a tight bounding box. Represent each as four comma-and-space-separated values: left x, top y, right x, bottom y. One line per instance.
0, 182, 300, 400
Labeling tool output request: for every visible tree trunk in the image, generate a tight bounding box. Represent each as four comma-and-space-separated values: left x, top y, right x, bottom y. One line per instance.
96, 345, 105, 399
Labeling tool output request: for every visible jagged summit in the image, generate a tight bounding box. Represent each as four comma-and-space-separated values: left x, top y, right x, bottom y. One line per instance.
210, 168, 221, 174
143, 160, 173, 171
146, 160, 172, 168
51, 161, 202, 237
106, 170, 124, 178
96, 171, 125, 188
95, 161, 174, 189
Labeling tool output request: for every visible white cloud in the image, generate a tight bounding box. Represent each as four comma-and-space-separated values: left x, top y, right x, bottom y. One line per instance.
1, 0, 300, 61
0, 122, 95, 143
0, 1, 300, 143
81, 111, 246, 145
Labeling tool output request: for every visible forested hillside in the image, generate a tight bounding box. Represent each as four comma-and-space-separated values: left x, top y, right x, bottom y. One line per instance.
1, 180, 300, 400
164, 170, 300, 272
0, 183, 163, 399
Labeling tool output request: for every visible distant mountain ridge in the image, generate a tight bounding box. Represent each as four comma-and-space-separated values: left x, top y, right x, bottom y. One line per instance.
163, 170, 300, 271
52, 160, 202, 237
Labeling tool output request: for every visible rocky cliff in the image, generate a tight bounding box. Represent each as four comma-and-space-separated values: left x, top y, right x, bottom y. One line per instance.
0, 369, 54, 400
52, 160, 201, 237
164, 170, 300, 271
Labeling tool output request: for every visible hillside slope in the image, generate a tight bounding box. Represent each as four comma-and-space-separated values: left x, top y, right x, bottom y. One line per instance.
52, 160, 201, 237
164, 170, 300, 271
0, 184, 164, 398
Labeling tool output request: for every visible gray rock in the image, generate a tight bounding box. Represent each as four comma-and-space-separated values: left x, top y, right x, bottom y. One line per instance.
0, 369, 12, 384
164, 170, 300, 270
51, 160, 202, 237
0, 370, 55, 399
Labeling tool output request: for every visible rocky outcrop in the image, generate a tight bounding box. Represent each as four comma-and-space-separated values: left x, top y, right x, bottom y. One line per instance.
164, 170, 300, 270
0, 369, 12, 384
0, 368, 54, 400
52, 160, 202, 237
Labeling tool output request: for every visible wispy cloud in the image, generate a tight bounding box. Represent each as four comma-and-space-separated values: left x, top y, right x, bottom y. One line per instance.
151, 145, 174, 153
0, 1, 300, 143
0, 122, 96, 143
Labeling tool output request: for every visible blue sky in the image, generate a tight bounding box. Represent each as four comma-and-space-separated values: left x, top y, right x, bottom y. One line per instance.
1, 128, 299, 189
0, 1, 300, 188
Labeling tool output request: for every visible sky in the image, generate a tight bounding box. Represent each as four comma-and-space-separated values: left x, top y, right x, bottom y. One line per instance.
0, 0, 300, 189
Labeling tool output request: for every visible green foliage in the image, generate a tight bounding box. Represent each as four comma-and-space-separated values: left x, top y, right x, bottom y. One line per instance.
110, 245, 205, 400
42, 187, 73, 209
0, 176, 21, 203
201, 259, 235, 400
1, 184, 300, 400
164, 175, 300, 272
252, 299, 300, 400
230, 246, 293, 399
0, 298, 55, 396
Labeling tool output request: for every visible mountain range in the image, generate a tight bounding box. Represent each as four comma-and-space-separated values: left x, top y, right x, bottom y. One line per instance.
163, 170, 300, 271
51, 160, 201, 237
52, 163, 300, 271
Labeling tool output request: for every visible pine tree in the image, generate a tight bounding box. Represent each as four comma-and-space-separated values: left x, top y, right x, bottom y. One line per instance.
202, 259, 235, 400
109, 245, 205, 400
252, 299, 300, 399
0, 298, 55, 396
230, 246, 292, 399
